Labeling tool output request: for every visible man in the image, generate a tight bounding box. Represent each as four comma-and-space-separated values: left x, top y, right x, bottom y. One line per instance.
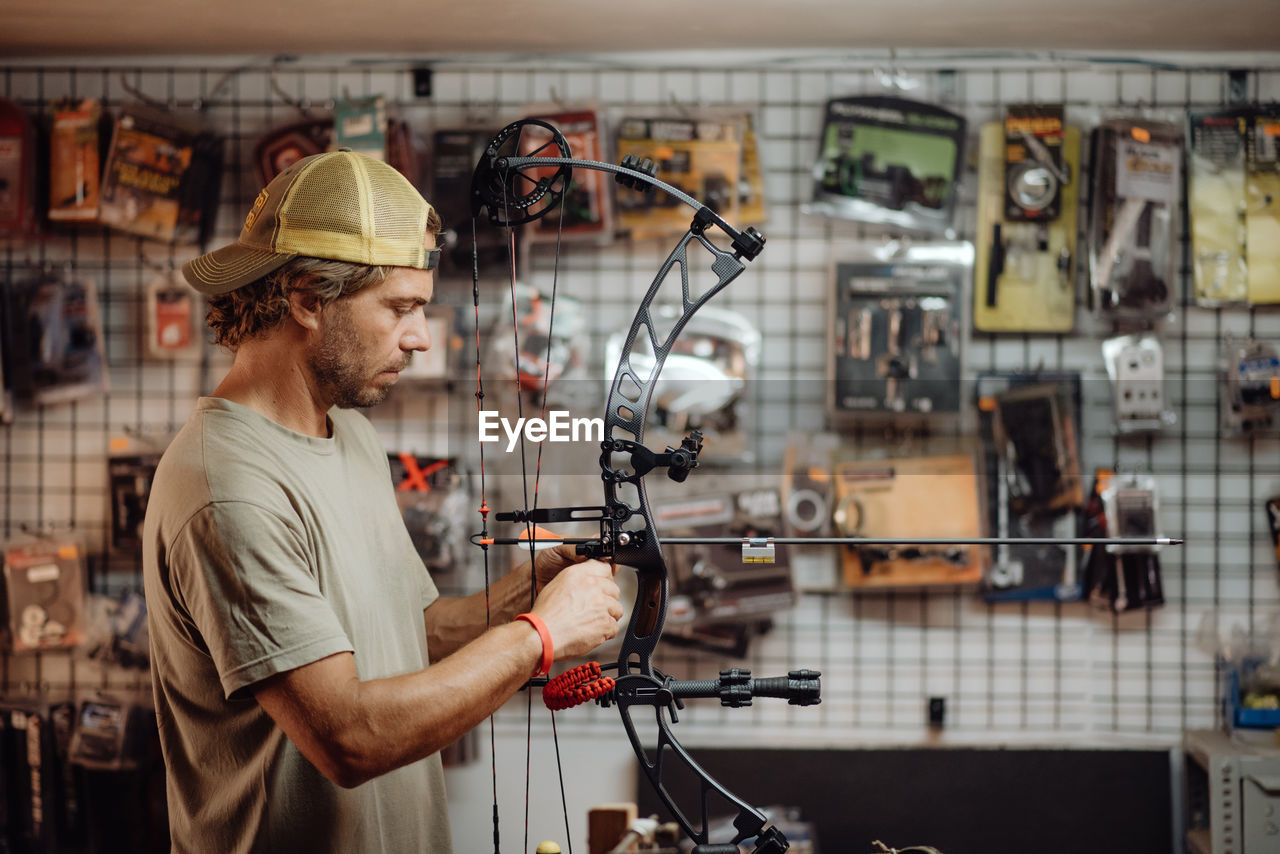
142, 150, 623, 853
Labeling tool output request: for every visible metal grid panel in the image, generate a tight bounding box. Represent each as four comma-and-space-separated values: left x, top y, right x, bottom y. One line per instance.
1, 55, 1278, 747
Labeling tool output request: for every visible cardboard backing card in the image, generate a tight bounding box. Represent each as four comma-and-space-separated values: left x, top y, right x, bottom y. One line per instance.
831, 451, 986, 590
430, 126, 506, 276
652, 487, 796, 625
517, 106, 614, 243
2, 539, 86, 653
605, 304, 759, 463
828, 243, 969, 420
1220, 335, 1280, 435
0, 96, 37, 237
615, 115, 741, 240
99, 105, 222, 245
48, 98, 104, 223
1088, 117, 1182, 321
1246, 109, 1280, 303
809, 95, 967, 234
253, 117, 332, 185
973, 121, 1080, 332
387, 455, 470, 575
976, 372, 1083, 601
331, 95, 386, 160
1188, 108, 1250, 304
1, 269, 109, 407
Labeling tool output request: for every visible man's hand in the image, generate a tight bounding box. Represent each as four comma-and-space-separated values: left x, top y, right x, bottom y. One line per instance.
528, 543, 597, 591
528, 557, 623, 660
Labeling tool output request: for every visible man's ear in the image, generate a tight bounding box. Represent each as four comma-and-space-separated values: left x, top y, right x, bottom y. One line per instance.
288, 289, 324, 332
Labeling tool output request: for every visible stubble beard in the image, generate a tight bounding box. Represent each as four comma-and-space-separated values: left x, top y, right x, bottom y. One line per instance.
308, 302, 395, 409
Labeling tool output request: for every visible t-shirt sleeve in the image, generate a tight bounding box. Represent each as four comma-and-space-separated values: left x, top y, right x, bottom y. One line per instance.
168, 500, 355, 700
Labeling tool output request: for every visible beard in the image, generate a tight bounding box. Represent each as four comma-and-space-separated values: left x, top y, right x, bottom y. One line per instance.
308, 301, 401, 409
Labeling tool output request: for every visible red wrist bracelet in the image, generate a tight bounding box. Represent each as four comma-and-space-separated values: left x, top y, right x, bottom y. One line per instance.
514, 613, 554, 678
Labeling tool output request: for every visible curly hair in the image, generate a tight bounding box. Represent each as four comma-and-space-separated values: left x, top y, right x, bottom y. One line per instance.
204, 257, 392, 349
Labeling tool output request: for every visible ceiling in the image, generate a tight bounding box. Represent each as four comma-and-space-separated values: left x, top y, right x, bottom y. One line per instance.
3, 0, 1279, 58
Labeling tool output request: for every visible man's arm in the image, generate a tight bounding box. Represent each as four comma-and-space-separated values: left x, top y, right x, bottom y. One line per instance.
253, 556, 620, 789
424, 544, 589, 660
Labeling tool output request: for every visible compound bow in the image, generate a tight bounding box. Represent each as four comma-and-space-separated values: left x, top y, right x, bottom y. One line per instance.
466, 118, 1180, 854
469, 118, 817, 854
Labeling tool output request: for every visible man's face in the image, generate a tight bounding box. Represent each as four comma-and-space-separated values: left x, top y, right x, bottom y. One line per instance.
308, 264, 435, 409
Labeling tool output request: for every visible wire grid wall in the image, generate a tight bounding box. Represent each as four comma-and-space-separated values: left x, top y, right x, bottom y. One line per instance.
1, 55, 1279, 747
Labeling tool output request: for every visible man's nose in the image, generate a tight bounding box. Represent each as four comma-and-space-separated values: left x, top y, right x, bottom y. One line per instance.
403, 310, 432, 352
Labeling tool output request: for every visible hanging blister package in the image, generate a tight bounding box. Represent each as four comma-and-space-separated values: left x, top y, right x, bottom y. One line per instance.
809, 96, 967, 235
2, 538, 87, 653
976, 372, 1083, 601
493, 281, 586, 400
614, 114, 742, 240
606, 305, 760, 463
1102, 333, 1174, 434
99, 104, 223, 245
431, 126, 505, 275
1081, 470, 1166, 612
517, 105, 614, 244
1245, 109, 1280, 304
828, 242, 969, 420
973, 109, 1080, 333
0, 96, 37, 238
1188, 108, 1249, 304
1088, 117, 1182, 322
831, 450, 986, 591
652, 487, 796, 627
386, 455, 472, 576
145, 270, 201, 360
48, 98, 106, 224
1220, 336, 1280, 435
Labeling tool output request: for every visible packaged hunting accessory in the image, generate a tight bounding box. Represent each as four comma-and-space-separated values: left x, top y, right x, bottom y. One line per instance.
431, 126, 505, 275
1102, 333, 1174, 434
809, 95, 967, 235
1081, 470, 1166, 613
653, 487, 797, 626
828, 242, 969, 420
1088, 117, 1182, 322
615, 114, 742, 240
518, 105, 614, 243
831, 451, 986, 590
1245, 107, 1280, 303
976, 372, 1084, 601
1220, 335, 1280, 436
253, 117, 332, 185
98, 104, 223, 245
606, 304, 761, 463
0, 96, 37, 237
973, 107, 1079, 333
144, 270, 201, 360
0, 267, 109, 407
2, 537, 87, 653
48, 98, 106, 224
1188, 107, 1250, 304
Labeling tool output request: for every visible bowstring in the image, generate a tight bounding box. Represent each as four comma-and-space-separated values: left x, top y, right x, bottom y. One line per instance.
471, 214, 499, 854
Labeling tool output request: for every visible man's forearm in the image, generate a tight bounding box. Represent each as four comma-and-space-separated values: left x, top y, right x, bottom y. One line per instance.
425, 565, 534, 659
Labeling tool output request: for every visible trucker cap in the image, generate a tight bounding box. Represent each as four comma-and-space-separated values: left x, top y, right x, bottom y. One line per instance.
183, 150, 440, 296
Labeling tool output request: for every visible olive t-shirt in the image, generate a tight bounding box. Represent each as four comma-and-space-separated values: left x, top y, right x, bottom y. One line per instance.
142, 397, 450, 853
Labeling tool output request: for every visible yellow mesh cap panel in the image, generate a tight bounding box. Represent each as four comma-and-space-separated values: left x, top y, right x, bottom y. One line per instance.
275, 152, 430, 267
